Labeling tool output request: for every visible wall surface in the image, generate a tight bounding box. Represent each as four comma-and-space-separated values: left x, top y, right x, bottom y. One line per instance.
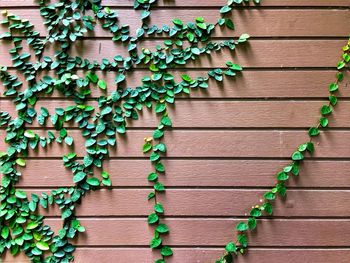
1, 0, 350, 262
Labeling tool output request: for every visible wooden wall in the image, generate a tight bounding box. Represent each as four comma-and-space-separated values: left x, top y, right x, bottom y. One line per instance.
1, 0, 350, 262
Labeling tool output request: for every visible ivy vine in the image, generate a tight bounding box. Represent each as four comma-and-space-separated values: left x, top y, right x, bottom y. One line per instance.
0, 0, 256, 262
0, 0, 348, 263
216, 39, 350, 263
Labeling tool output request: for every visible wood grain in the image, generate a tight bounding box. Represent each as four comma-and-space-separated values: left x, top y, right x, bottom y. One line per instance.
0, 40, 345, 68
12, 160, 350, 188
0, 100, 339, 128
2, 70, 348, 99
1, 1, 349, 262
2, 130, 350, 158
4, 248, 350, 263
1, 9, 349, 37
41, 218, 350, 246
25, 189, 350, 217
1, 0, 350, 7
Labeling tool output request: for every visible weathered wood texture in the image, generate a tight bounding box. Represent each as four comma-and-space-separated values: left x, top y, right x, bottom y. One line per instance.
1, 0, 350, 263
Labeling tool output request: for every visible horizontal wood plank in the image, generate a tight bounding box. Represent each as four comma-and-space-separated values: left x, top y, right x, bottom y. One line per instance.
0, 40, 345, 68
26, 189, 350, 217
1, 0, 350, 7
1, 9, 349, 37
1, 130, 349, 158
2, 70, 348, 99
41, 218, 350, 246
0, 100, 338, 128
4, 248, 350, 263
12, 160, 350, 187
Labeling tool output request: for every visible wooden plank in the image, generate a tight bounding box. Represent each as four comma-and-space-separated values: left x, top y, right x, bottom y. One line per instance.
2, 70, 348, 99
3, 248, 350, 263
25, 189, 350, 217
42, 218, 350, 246
1, 0, 349, 7
71, 248, 350, 263
0, 40, 345, 68
12, 159, 350, 188
2, 130, 350, 158
0, 100, 343, 128
1, 9, 349, 37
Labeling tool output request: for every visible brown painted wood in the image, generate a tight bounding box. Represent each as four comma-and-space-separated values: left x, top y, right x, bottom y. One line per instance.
26, 189, 350, 217
12, 160, 350, 188
2, 130, 350, 158
1, 0, 350, 7
4, 248, 350, 263
71, 248, 350, 263
0, 99, 341, 128
0, 40, 345, 68
2, 70, 348, 99
1, 9, 349, 37
42, 218, 350, 246
1, 2, 349, 262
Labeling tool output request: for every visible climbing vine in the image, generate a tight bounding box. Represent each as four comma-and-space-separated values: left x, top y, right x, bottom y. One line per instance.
0, 1, 348, 263
0, 0, 255, 262
216, 39, 350, 263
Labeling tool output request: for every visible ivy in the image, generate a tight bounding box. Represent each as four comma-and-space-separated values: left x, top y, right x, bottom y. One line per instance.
0, 0, 256, 262
1, 0, 346, 263
216, 38, 350, 263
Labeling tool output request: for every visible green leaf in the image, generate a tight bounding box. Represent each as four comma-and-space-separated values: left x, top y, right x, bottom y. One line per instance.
153, 129, 164, 139
236, 222, 248, 232
15, 158, 26, 167
84, 155, 94, 167
150, 152, 160, 162
147, 172, 158, 182
73, 172, 86, 183
27, 222, 39, 230
225, 18, 235, 30
329, 83, 339, 92
250, 208, 262, 217
86, 177, 100, 186
24, 130, 36, 139
226, 62, 242, 71
172, 18, 183, 27
238, 33, 250, 42
15, 190, 27, 199
154, 182, 165, 192
115, 74, 126, 84
97, 79, 107, 90
36, 241, 50, 251
102, 178, 112, 186
264, 192, 275, 200
143, 142, 152, 153
147, 213, 159, 224
86, 72, 98, 83
220, 5, 232, 14
225, 242, 237, 253
64, 136, 74, 146
150, 237, 162, 248
154, 203, 164, 213
1, 226, 9, 239
155, 103, 166, 113
161, 246, 173, 257
277, 171, 289, 181
320, 117, 329, 127
320, 105, 332, 115
329, 95, 338, 106
292, 151, 304, 161
155, 162, 165, 173
156, 224, 169, 233
308, 127, 320, 137
248, 217, 257, 230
